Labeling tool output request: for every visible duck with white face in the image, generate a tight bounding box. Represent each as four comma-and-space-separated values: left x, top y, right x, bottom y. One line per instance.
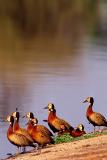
83, 96, 107, 133
70, 124, 86, 137
6, 115, 36, 154
77, 124, 85, 132
24, 112, 53, 137
12, 111, 34, 140
11, 110, 34, 153
25, 117, 54, 146
44, 103, 74, 135
25, 112, 35, 120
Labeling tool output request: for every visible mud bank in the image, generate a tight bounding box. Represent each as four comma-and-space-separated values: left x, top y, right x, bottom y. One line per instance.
5, 134, 107, 160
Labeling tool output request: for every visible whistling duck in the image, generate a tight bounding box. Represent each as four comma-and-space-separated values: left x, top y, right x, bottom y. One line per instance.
25, 112, 53, 137
26, 118, 54, 146
83, 97, 107, 132
6, 115, 36, 153
70, 124, 86, 137
44, 103, 74, 134
12, 111, 34, 143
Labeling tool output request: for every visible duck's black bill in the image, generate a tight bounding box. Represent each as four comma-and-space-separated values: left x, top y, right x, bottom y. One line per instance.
83, 100, 87, 103
43, 119, 48, 122
22, 115, 26, 118
44, 106, 48, 109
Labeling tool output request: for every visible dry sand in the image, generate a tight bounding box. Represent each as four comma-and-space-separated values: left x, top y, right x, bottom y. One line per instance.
5, 134, 107, 160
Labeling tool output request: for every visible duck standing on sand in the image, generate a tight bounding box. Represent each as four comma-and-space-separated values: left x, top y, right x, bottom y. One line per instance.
83, 97, 107, 132
26, 118, 54, 147
6, 115, 36, 153
44, 103, 74, 135
12, 111, 34, 142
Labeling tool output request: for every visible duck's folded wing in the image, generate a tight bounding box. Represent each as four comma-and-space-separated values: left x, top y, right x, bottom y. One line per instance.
52, 118, 73, 130
9, 133, 31, 146
90, 112, 107, 125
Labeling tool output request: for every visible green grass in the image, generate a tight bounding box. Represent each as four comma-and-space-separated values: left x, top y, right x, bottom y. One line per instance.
54, 132, 107, 144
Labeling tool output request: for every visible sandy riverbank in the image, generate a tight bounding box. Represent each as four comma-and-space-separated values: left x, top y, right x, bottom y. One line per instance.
5, 134, 107, 160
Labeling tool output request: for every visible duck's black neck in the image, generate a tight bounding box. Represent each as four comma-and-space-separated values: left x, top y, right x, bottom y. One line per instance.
90, 102, 93, 107
16, 116, 19, 123
50, 109, 56, 115
10, 121, 14, 127
90, 98, 94, 106
52, 108, 56, 113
